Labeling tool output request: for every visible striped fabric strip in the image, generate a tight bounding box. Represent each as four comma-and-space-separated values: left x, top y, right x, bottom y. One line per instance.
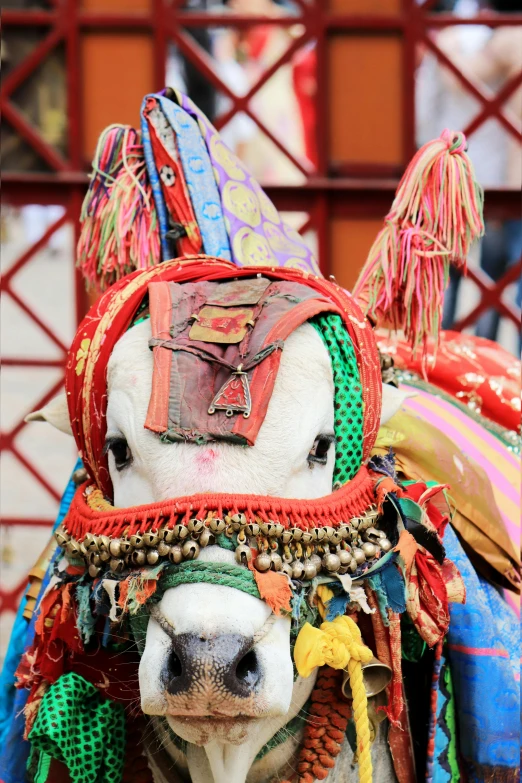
402, 386, 520, 616
403, 386, 520, 541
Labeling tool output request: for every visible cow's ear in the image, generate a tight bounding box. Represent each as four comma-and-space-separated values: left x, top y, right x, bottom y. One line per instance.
25, 391, 73, 436
380, 383, 414, 425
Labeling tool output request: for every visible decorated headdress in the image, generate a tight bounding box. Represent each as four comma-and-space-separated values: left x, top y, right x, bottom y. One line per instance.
12, 89, 490, 783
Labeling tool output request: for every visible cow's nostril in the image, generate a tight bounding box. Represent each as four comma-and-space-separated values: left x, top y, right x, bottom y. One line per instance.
168, 649, 183, 679
235, 649, 259, 689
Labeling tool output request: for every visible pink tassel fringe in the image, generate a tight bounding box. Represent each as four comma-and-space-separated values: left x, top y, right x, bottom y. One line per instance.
353, 130, 484, 368
77, 124, 160, 291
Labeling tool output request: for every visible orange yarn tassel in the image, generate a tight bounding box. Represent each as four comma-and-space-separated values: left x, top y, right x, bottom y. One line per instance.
354, 130, 484, 370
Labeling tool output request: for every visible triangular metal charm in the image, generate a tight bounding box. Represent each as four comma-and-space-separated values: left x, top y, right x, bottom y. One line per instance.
208, 369, 251, 419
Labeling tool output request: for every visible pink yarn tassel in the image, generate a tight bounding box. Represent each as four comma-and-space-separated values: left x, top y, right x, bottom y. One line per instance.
77, 125, 160, 291
353, 130, 484, 369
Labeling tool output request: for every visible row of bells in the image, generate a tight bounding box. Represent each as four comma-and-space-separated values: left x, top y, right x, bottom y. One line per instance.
55, 509, 392, 580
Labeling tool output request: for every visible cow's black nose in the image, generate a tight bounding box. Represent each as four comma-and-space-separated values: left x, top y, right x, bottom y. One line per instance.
164, 633, 261, 697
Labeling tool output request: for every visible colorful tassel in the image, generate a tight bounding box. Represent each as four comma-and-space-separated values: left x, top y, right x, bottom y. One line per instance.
77, 124, 161, 291
354, 130, 484, 368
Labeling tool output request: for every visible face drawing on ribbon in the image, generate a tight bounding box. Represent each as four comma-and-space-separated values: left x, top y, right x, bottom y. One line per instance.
223, 181, 262, 228
232, 227, 276, 267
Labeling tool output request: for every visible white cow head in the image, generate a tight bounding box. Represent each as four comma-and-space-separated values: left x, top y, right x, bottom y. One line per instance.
29, 317, 408, 782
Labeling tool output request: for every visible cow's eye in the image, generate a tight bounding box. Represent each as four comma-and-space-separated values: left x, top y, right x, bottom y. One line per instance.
308, 434, 335, 466
104, 436, 132, 472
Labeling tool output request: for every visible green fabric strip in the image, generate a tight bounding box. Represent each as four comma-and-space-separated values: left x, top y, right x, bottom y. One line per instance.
34, 750, 51, 783
310, 314, 364, 484
444, 660, 460, 782
155, 561, 261, 601
130, 561, 261, 655
28, 672, 126, 783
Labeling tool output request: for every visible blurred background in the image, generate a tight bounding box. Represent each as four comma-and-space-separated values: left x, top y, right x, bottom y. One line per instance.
1, 0, 521, 663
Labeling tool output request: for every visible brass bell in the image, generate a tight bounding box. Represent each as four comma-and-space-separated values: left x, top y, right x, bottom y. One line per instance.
182, 540, 200, 560
281, 529, 293, 544
120, 538, 132, 555
322, 526, 335, 541
342, 657, 392, 699
88, 563, 101, 578
157, 540, 170, 557
309, 553, 322, 569
303, 560, 317, 580
235, 544, 252, 565
131, 549, 146, 566
146, 549, 159, 565
353, 547, 366, 565
88, 552, 101, 567
73, 467, 88, 485
54, 528, 70, 548
66, 539, 82, 557
109, 557, 125, 573
98, 549, 111, 563
172, 524, 189, 540
270, 523, 284, 538
83, 532, 97, 551
210, 517, 226, 534
188, 518, 205, 535
361, 542, 377, 558
130, 534, 144, 549
338, 549, 352, 567
169, 545, 183, 564
198, 529, 215, 548
291, 528, 303, 542
109, 539, 121, 558
282, 562, 294, 579
270, 552, 283, 571
329, 530, 343, 546
380, 538, 392, 552
161, 527, 176, 543
142, 532, 160, 547
301, 531, 313, 545
322, 552, 341, 573
311, 528, 326, 542
231, 512, 247, 526
292, 560, 305, 580
254, 552, 271, 572
245, 522, 260, 537
364, 527, 384, 544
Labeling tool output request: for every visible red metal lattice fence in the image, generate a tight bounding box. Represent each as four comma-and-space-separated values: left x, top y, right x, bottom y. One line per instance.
1, 0, 520, 630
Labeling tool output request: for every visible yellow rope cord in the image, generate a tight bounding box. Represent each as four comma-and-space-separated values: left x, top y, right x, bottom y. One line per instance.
347, 656, 372, 783
293, 610, 373, 783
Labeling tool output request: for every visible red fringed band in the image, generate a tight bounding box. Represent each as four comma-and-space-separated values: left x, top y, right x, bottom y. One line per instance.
62, 464, 377, 540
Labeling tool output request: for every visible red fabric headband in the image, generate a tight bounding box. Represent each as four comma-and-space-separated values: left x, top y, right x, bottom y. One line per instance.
66, 256, 382, 498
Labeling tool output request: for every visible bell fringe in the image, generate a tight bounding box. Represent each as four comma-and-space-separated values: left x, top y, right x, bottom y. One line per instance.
63, 465, 377, 540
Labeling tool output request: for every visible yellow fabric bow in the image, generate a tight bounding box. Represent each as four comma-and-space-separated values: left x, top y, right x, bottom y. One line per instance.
294, 615, 373, 679
294, 615, 374, 783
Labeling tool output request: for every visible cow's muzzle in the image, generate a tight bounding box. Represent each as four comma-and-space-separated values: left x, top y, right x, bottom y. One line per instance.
164, 632, 260, 700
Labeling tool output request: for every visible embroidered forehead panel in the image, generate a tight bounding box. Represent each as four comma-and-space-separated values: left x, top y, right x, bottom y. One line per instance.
144, 276, 342, 445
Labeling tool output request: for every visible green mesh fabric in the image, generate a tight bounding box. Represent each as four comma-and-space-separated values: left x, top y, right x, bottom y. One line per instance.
310, 313, 364, 483
28, 672, 125, 783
